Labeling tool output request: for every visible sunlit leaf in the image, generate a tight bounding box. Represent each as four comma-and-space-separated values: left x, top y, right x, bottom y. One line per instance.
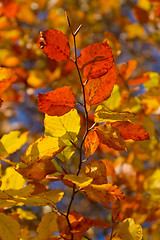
95, 124, 127, 150
0, 213, 21, 240
44, 109, 80, 162
129, 75, 149, 86
36, 212, 58, 240
94, 105, 135, 123
0, 67, 17, 94
84, 131, 99, 157
110, 121, 149, 141
38, 86, 76, 116
144, 168, 160, 194
117, 218, 143, 240
0, 131, 28, 157
39, 30, 70, 61
1, 167, 26, 191
21, 136, 65, 165
84, 64, 117, 106
77, 41, 114, 80
80, 159, 108, 185
17, 208, 37, 220
0, 0, 19, 19
63, 174, 93, 188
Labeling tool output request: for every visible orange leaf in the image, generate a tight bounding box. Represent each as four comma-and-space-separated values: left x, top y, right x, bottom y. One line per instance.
128, 75, 149, 86
110, 121, 149, 141
0, 67, 17, 94
84, 64, 117, 106
0, 0, 19, 19
78, 41, 114, 80
80, 159, 108, 185
38, 86, 76, 116
57, 210, 93, 240
39, 30, 70, 61
84, 131, 99, 157
16, 159, 58, 181
83, 183, 125, 208
95, 123, 127, 150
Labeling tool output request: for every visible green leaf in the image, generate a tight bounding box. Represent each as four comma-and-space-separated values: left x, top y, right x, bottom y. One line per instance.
94, 105, 135, 123
63, 174, 93, 188
0, 131, 28, 157
21, 136, 66, 165
36, 212, 58, 240
0, 213, 21, 240
44, 109, 80, 162
117, 218, 143, 240
1, 166, 26, 191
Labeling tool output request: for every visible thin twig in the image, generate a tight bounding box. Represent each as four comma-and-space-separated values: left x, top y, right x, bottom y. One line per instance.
0, 158, 17, 166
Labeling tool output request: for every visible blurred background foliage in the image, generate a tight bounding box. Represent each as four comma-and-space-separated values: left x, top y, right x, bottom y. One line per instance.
0, 0, 160, 239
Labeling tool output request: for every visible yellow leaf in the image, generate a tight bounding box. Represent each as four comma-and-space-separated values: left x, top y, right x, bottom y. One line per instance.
125, 24, 145, 39
0, 213, 21, 240
138, 0, 151, 11
63, 174, 93, 188
36, 212, 58, 240
104, 84, 121, 110
144, 168, 160, 195
117, 218, 143, 240
23, 190, 64, 207
44, 109, 80, 162
1, 167, 26, 190
44, 109, 80, 141
21, 136, 65, 165
0, 131, 28, 157
94, 105, 135, 123
17, 208, 37, 220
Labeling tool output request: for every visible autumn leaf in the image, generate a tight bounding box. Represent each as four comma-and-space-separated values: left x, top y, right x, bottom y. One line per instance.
77, 41, 114, 80
94, 105, 136, 123
38, 86, 76, 116
63, 174, 93, 188
117, 218, 143, 240
128, 75, 149, 86
16, 158, 59, 181
95, 123, 127, 150
44, 109, 80, 162
0, 67, 17, 94
110, 121, 149, 141
83, 183, 125, 209
0, 213, 21, 240
36, 212, 58, 240
84, 63, 117, 106
84, 130, 99, 157
1, 166, 26, 191
0, 131, 28, 157
39, 30, 70, 61
21, 136, 65, 165
0, 0, 19, 19
57, 210, 93, 240
80, 159, 108, 185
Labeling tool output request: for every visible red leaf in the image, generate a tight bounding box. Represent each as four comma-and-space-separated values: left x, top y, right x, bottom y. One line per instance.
84, 63, 117, 106
38, 86, 76, 116
78, 41, 114, 80
0, 0, 19, 19
84, 131, 99, 157
39, 30, 70, 61
110, 121, 149, 141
